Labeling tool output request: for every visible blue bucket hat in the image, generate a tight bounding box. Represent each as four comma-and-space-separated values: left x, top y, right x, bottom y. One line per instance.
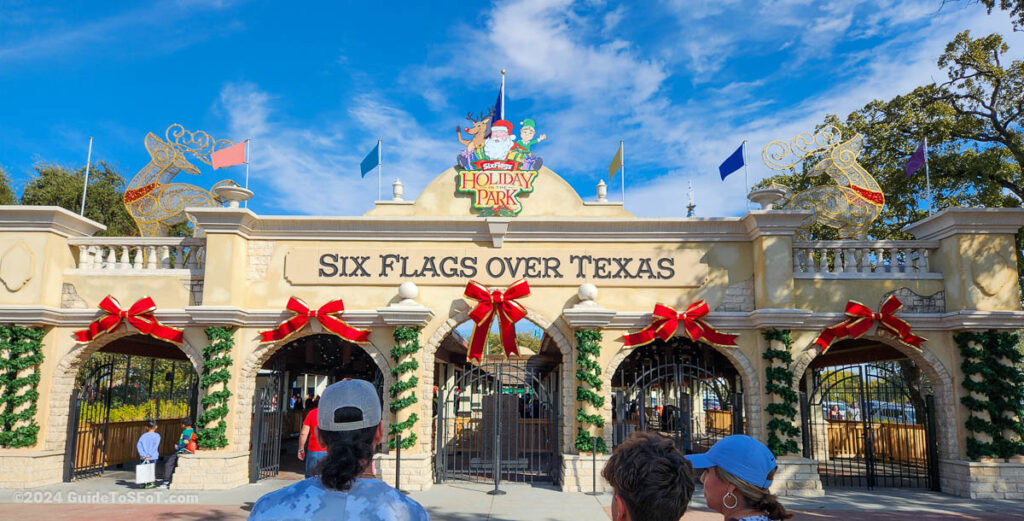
684, 435, 777, 488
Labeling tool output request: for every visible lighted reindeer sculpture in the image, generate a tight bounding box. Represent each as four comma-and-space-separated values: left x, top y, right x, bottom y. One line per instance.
124, 124, 238, 236
761, 126, 884, 239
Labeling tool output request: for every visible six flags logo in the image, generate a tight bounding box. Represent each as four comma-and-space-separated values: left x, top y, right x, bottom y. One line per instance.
457, 166, 538, 215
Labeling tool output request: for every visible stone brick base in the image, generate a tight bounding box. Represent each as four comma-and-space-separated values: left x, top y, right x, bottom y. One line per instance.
169, 451, 249, 490
939, 458, 1024, 499
769, 456, 824, 497
0, 450, 64, 488
561, 453, 611, 493
375, 453, 433, 491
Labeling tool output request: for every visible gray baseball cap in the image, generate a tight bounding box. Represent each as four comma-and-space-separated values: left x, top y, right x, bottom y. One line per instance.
317, 379, 382, 431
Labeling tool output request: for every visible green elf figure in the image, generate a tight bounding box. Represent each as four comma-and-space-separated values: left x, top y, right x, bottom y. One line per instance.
518, 118, 547, 154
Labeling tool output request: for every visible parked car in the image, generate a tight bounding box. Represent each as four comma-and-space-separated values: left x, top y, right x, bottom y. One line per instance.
870, 402, 917, 424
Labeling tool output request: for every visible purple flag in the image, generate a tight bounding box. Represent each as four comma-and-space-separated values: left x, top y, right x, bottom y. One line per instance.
905, 140, 927, 178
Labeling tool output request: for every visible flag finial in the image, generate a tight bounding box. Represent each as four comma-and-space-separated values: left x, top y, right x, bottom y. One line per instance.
501, 69, 506, 75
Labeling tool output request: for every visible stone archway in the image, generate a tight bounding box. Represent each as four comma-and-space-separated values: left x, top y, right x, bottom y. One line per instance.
603, 337, 762, 449
45, 328, 203, 452
232, 330, 393, 452
789, 333, 958, 463
421, 305, 575, 454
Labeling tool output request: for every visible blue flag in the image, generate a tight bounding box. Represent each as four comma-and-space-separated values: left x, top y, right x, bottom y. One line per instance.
360, 141, 380, 178
719, 143, 745, 180
492, 77, 504, 123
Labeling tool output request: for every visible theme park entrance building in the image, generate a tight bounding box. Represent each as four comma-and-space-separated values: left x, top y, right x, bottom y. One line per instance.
1, 122, 1023, 499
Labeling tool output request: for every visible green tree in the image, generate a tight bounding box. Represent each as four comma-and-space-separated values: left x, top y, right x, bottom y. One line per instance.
758, 31, 1023, 241
485, 331, 543, 355
0, 166, 15, 205
20, 162, 139, 236
966, 0, 1024, 30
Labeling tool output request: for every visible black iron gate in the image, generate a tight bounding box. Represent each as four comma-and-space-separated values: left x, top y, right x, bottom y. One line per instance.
64, 353, 199, 481
64, 363, 114, 481
250, 370, 285, 482
802, 362, 939, 489
612, 340, 742, 453
435, 358, 559, 485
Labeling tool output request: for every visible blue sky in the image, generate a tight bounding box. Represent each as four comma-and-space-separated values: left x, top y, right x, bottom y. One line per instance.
2, 0, 1022, 218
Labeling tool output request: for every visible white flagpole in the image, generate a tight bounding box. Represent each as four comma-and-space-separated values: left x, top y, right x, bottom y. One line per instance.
500, 69, 506, 120
924, 137, 932, 215
620, 140, 625, 205
377, 139, 382, 201
741, 140, 750, 210
79, 137, 94, 215
244, 139, 250, 208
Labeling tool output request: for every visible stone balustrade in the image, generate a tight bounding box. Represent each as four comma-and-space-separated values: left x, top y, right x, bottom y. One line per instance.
68, 237, 206, 273
793, 240, 941, 278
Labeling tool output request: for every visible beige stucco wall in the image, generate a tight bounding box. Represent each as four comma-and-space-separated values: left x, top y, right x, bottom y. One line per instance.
2, 180, 1023, 490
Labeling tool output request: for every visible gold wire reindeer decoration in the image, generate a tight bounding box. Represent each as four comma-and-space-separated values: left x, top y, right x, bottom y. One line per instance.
124, 124, 239, 236
761, 126, 884, 239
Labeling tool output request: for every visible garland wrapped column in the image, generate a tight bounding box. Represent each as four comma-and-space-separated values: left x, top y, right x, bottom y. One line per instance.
388, 326, 421, 450
955, 330, 1024, 459
0, 325, 43, 448
761, 329, 800, 456
197, 326, 233, 449
574, 329, 606, 453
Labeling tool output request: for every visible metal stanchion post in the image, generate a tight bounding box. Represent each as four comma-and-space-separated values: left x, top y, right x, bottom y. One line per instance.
395, 433, 405, 494
586, 435, 602, 496
488, 375, 506, 496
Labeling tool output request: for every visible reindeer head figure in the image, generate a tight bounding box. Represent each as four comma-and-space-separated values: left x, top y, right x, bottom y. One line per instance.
464, 109, 494, 137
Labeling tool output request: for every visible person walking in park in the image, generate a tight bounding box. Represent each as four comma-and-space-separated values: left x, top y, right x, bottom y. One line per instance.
161, 419, 197, 488
249, 379, 428, 521
686, 435, 793, 521
135, 420, 160, 488
601, 431, 695, 521
298, 405, 327, 477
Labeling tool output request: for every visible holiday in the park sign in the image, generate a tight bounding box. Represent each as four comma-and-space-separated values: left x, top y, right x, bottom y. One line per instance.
454, 106, 546, 216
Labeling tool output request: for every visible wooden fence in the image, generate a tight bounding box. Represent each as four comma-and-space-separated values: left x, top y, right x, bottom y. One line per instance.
449, 417, 554, 453
826, 420, 927, 463
707, 410, 733, 435
74, 418, 186, 470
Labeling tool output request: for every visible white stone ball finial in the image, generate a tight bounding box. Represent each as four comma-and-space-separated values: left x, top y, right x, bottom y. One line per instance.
398, 281, 419, 304
578, 283, 598, 303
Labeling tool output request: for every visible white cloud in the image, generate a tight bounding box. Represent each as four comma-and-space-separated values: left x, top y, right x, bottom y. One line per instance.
218, 83, 452, 215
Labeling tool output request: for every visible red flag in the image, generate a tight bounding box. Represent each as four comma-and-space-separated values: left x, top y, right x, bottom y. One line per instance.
211, 141, 247, 170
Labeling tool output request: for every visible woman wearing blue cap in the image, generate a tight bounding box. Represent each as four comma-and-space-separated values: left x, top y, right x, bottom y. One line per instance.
685, 435, 793, 521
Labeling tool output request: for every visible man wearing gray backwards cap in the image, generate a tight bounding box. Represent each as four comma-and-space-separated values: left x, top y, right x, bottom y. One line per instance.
249, 380, 429, 520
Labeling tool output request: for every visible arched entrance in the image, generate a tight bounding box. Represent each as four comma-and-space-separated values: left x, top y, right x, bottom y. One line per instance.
432, 320, 563, 485
64, 334, 199, 482
799, 338, 939, 490
611, 338, 744, 453
249, 333, 385, 482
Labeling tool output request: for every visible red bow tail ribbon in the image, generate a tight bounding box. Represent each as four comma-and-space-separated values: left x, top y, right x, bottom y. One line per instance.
814, 296, 925, 353
624, 301, 738, 348
73, 295, 183, 344
464, 280, 531, 360
259, 298, 370, 344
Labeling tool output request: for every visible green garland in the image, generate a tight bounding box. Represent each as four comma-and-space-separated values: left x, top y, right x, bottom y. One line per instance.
0, 325, 43, 448
197, 326, 233, 449
761, 329, 800, 456
574, 329, 607, 453
388, 326, 421, 450
955, 330, 1024, 459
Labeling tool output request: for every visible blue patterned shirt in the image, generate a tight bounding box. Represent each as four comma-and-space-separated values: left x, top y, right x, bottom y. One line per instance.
249, 477, 429, 521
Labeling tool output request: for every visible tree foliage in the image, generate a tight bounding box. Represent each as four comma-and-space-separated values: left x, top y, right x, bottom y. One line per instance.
20, 162, 138, 236
0, 167, 15, 205
970, 0, 1024, 30
758, 31, 1022, 240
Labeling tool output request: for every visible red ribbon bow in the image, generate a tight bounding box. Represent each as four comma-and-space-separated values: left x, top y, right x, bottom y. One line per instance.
73, 295, 183, 344
463, 280, 531, 360
258, 297, 370, 344
814, 296, 925, 353
623, 301, 739, 348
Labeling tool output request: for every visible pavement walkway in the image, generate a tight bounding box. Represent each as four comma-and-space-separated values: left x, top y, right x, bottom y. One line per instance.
2, 476, 1024, 520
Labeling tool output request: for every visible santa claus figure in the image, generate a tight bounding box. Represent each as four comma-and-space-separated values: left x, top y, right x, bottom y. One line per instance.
477, 119, 527, 164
